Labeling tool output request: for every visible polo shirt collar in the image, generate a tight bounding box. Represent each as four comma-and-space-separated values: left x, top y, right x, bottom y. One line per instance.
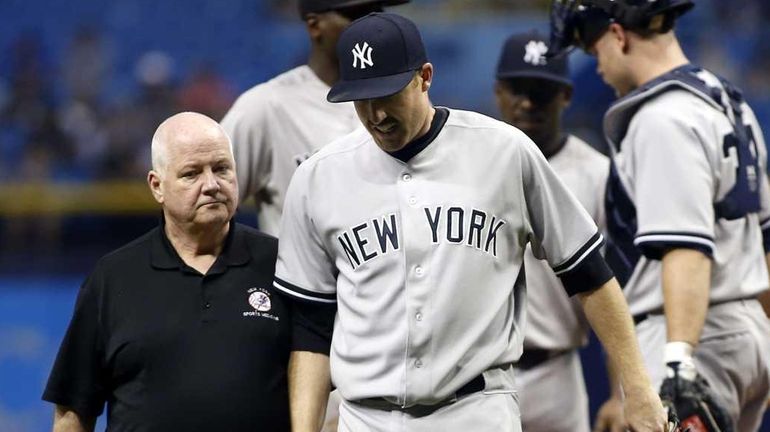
151, 217, 250, 271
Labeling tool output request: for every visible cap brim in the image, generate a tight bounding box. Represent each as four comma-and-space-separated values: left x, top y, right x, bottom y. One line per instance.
496, 71, 573, 88
327, 70, 415, 102
336, 0, 410, 8
301, 0, 409, 17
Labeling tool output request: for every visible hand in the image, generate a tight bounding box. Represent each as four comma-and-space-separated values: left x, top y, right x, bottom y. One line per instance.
593, 396, 626, 432
623, 386, 668, 432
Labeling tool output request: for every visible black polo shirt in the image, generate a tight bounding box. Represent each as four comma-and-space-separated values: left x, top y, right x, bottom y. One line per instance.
43, 222, 290, 431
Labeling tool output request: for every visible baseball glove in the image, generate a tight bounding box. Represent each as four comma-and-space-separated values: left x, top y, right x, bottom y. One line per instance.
659, 360, 733, 432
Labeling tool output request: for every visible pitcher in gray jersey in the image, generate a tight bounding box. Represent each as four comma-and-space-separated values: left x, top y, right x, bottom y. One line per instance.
549, 1, 770, 430
494, 31, 609, 432
220, 0, 408, 236
275, 12, 668, 432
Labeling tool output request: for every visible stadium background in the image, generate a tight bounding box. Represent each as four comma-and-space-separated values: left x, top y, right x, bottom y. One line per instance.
1, 0, 769, 430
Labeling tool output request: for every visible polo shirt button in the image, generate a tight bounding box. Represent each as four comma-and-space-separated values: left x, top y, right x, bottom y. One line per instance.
204, 302, 211, 309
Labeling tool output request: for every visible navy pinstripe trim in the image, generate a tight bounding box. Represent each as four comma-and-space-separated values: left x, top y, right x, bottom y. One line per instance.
558, 247, 614, 296
273, 276, 337, 304
553, 232, 604, 275
634, 231, 715, 259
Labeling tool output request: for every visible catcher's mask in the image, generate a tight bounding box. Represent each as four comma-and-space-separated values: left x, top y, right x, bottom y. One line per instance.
547, 0, 694, 57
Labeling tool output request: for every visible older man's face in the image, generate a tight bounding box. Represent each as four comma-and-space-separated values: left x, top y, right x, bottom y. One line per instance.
158, 129, 238, 228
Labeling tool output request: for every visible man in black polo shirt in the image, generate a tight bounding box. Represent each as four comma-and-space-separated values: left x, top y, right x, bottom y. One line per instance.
43, 112, 305, 431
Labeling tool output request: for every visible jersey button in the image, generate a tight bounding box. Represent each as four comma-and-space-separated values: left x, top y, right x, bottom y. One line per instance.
402, 173, 412, 182
415, 312, 423, 321
415, 359, 423, 368
415, 266, 424, 276
408, 196, 417, 205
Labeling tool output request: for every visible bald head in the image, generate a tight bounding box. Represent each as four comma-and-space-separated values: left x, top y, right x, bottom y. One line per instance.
147, 111, 239, 231
151, 112, 233, 176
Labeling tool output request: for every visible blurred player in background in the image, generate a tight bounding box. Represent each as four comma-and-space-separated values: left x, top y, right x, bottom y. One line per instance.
220, 0, 408, 236
494, 30, 609, 432
549, 1, 770, 430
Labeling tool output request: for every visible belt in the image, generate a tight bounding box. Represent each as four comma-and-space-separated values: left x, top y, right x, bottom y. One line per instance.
514, 348, 570, 370
350, 374, 486, 414
633, 313, 651, 325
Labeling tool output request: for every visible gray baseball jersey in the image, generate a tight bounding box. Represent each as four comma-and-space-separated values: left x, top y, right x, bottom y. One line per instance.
603, 65, 770, 316
523, 135, 608, 350
221, 65, 360, 236
273, 107, 612, 406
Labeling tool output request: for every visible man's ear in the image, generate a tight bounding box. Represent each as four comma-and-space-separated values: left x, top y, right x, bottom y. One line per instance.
305, 13, 322, 42
420, 63, 434, 92
148, 170, 164, 204
608, 22, 629, 53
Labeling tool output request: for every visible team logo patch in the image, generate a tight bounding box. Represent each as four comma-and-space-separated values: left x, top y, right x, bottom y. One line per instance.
523, 40, 548, 66
249, 291, 271, 312
352, 42, 374, 69
243, 287, 279, 321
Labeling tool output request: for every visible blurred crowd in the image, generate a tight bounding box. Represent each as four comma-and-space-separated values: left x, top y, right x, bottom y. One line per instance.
0, 27, 235, 182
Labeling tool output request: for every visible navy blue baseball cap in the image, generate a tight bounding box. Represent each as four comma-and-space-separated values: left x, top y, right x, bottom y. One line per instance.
327, 12, 428, 103
298, 0, 409, 18
496, 31, 572, 88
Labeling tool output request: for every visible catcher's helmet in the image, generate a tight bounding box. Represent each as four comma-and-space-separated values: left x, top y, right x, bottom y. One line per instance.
547, 0, 694, 57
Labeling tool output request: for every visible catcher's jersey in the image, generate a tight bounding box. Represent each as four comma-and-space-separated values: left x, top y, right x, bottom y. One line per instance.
603, 65, 770, 316
523, 135, 609, 350
221, 65, 360, 235
274, 107, 610, 406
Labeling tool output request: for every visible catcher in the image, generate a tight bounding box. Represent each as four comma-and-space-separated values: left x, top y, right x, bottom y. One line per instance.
548, 1, 770, 431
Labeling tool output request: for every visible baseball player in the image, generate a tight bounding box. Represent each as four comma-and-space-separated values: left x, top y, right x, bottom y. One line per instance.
548, 1, 770, 430
274, 12, 668, 432
494, 31, 609, 432
221, 0, 409, 236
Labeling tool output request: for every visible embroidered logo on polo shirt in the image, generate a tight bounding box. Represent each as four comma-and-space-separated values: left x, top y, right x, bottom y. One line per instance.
243, 287, 279, 321
249, 290, 271, 311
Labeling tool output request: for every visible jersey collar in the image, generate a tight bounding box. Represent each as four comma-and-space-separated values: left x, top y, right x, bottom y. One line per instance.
388, 107, 449, 163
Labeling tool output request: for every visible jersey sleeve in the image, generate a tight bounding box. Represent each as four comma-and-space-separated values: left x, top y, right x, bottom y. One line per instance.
273, 163, 338, 303
519, 134, 613, 296
220, 92, 273, 204
42, 268, 107, 418
593, 158, 610, 234
629, 104, 716, 259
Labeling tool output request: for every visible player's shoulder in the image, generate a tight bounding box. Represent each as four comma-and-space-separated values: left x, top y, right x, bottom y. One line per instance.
445, 108, 513, 131
631, 88, 717, 133
227, 66, 311, 110
444, 108, 532, 146
293, 128, 370, 175
563, 135, 609, 166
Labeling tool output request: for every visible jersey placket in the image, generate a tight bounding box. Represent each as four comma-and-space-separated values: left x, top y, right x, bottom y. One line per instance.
396, 164, 434, 406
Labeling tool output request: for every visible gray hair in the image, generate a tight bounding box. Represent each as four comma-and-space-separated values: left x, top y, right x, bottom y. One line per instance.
150, 111, 234, 176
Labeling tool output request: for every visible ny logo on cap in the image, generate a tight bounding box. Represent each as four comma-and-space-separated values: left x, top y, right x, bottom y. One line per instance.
352, 42, 374, 70
523, 40, 548, 66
